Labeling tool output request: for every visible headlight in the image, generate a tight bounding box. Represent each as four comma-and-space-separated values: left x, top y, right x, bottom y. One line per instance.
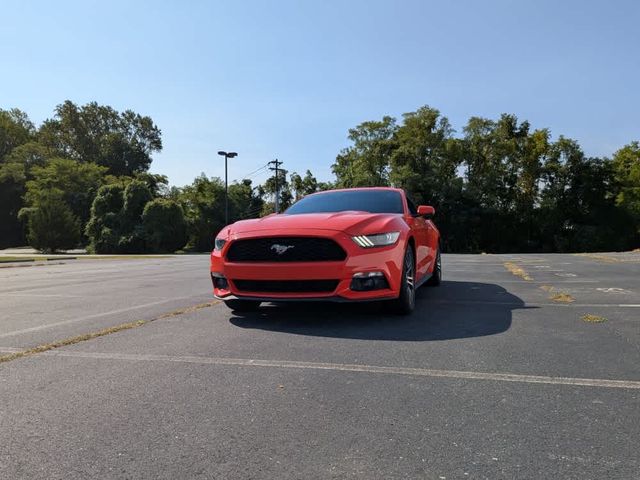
352, 231, 400, 248
214, 238, 227, 251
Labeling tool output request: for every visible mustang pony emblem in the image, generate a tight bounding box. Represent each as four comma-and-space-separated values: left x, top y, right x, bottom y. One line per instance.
271, 244, 295, 255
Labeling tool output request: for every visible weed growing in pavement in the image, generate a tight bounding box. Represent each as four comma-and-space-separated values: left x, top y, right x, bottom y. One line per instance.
582, 314, 607, 323
503, 262, 533, 281
550, 292, 575, 303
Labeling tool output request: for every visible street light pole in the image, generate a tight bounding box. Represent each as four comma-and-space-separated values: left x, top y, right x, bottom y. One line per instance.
217, 151, 237, 225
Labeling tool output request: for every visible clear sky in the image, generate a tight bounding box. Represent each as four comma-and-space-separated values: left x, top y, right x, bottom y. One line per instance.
1, 0, 638, 187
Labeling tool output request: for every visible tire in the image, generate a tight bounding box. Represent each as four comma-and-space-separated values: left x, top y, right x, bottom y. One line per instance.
391, 246, 416, 315
426, 248, 442, 286
224, 299, 261, 312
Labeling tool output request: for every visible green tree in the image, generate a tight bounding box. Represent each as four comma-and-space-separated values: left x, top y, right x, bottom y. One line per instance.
0, 108, 34, 161
612, 142, 640, 223
389, 106, 458, 204
142, 199, 188, 253
84, 180, 156, 253
538, 138, 636, 251
0, 161, 28, 247
117, 180, 154, 252
332, 116, 396, 187
0, 110, 39, 247
290, 169, 319, 200
24, 190, 80, 253
25, 158, 107, 236
37, 101, 162, 175
261, 170, 293, 214
228, 179, 264, 220
85, 184, 126, 253
174, 174, 226, 251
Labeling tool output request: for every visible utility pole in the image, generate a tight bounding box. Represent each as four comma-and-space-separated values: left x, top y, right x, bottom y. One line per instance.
268, 159, 283, 213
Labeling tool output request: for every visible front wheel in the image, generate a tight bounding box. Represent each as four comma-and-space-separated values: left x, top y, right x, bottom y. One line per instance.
224, 299, 261, 312
391, 246, 416, 315
426, 248, 442, 286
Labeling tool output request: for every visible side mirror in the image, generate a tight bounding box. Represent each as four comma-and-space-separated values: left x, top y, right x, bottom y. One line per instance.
417, 205, 435, 218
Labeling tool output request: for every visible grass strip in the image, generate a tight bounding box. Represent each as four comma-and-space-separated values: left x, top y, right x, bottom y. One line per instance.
0, 257, 38, 263
76, 255, 171, 261
0, 300, 220, 365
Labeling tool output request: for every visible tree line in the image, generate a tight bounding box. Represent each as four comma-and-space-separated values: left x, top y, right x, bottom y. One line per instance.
1, 101, 638, 253
0, 101, 325, 253
333, 106, 640, 252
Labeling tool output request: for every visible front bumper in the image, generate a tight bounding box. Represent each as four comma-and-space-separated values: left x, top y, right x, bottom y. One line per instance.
210, 228, 404, 302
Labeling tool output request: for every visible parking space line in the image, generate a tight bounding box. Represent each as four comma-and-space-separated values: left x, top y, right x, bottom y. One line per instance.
38, 350, 640, 390
0, 347, 22, 353
430, 300, 640, 308
0, 295, 207, 339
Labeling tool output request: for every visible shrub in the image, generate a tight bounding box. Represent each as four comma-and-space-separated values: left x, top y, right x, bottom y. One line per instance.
142, 199, 188, 253
25, 190, 80, 253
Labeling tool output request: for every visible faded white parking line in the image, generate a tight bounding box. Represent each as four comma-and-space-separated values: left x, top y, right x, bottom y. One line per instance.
40, 350, 640, 390
0, 295, 208, 339
430, 300, 640, 308
0, 347, 22, 353
596, 288, 633, 294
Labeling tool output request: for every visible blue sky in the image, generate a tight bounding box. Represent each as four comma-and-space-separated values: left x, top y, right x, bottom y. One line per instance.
1, 0, 638, 187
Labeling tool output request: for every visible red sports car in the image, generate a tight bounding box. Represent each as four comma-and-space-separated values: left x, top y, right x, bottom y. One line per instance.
210, 187, 441, 314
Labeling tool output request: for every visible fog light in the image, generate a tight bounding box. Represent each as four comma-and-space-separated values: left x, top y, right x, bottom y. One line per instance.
211, 272, 228, 290
350, 271, 389, 291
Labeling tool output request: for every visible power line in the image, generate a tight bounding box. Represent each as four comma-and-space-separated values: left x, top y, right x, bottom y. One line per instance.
239, 163, 269, 180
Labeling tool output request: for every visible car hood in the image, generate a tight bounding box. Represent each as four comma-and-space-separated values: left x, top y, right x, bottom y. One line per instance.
225, 211, 404, 236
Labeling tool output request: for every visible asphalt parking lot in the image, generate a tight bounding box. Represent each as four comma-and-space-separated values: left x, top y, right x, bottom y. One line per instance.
1, 253, 639, 479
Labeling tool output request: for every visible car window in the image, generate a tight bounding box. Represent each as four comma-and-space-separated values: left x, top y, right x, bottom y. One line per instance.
406, 197, 418, 216
285, 190, 404, 214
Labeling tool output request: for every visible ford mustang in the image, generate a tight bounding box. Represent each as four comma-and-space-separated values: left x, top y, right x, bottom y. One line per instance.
210, 187, 441, 314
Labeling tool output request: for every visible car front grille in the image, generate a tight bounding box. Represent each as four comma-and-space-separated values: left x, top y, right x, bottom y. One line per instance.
226, 237, 346, 262
232, 279, 339, 294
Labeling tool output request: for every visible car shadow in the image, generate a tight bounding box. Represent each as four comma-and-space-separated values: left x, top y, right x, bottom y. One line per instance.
229, 280, 533, 341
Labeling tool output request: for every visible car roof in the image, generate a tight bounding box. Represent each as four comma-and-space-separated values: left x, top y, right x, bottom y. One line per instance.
307, 187, 404, 196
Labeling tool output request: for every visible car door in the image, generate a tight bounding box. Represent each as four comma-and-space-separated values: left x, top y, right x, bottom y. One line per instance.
405, 197, 430, 280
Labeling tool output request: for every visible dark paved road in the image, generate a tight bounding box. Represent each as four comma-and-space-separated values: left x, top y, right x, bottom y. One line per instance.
1, 253, 639, 479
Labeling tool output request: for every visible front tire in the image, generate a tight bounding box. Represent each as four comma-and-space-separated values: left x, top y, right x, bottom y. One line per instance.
391, 246, 416, 315
224, 299, 261, 312
426, 248, 442, 286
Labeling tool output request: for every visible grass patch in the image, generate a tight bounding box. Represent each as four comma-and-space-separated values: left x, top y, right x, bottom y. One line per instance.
0, 256, 41, 263
77, 255, 172, 261
0, 300, 220, 365
0, 320, 146, 365
540, 285, 554, 292
503, 262, 532, 281
0, 255, 77, 266
550, 292, 575, 303
582, 314, 606, 323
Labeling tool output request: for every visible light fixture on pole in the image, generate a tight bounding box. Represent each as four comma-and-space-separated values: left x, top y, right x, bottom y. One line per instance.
217, 150, 237, 225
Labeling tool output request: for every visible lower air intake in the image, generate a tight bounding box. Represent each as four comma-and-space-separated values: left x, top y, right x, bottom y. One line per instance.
232, 279, 339, 294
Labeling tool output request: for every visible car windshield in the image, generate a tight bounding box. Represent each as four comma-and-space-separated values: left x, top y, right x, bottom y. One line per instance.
285, 190, 404, 215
